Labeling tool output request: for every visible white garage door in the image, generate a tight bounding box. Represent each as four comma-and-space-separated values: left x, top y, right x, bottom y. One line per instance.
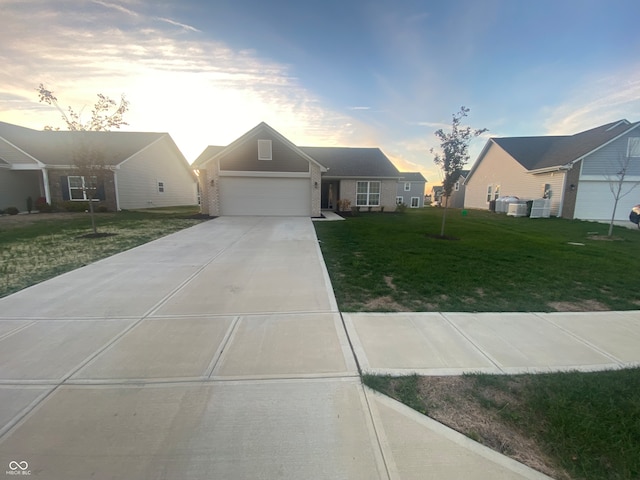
574, 181, 637, 221
219, 176, 311, 216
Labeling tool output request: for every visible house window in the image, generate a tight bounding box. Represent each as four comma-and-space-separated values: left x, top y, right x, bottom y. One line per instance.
454, 181, 460, 192
356, 181, 380, 206
258, 139, 272, 160
486, 185, 492, 203
494, 184, 500, 200
411, 197, 420, 208
404, 182, 411, 191
158, 181, 165, 193
628, 137, 640, 157
68, 175, 97, 200
396, 196, 403, 205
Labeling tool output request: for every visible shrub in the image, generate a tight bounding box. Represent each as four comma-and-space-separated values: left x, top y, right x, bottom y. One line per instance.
35, 197, 53, 213
60, 201, 89, 212
97, 205, 109, 213
6, 207, 19, 215
396, 203, 407, 213
337, 199, 351, 212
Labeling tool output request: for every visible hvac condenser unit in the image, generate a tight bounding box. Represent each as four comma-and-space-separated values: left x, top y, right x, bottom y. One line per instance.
507, 202, 528, 217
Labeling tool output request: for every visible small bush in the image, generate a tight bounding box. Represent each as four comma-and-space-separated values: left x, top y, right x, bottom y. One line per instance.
396, 203, 407, 213
337, 199, 351, 212
97, 205, 109, 213
35, 197, 53, 213
60, 201, 89, 212
6, 207, 19, 215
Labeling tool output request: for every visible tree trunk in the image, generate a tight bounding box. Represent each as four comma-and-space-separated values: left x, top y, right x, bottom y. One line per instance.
88, 197, 97, 235
440, 195, 449, 236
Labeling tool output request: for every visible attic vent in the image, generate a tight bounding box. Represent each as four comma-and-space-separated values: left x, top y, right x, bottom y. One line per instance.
258, 139, 272, 160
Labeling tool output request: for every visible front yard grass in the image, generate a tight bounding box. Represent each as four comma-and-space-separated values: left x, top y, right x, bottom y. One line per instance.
364, 369, 640, 480
0, 206, 207, 298
314, 208, 640, 312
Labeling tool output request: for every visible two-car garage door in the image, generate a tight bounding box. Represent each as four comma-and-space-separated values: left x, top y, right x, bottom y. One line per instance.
218, 176, 311, 216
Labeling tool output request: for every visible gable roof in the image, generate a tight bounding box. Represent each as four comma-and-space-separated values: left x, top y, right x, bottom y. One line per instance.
193, 122, 327, 172
191, 145, 226, 168
399, 172, 427, 182
300, 147, 400, 178
0, 121, 168, 167
467, 119, 640, 182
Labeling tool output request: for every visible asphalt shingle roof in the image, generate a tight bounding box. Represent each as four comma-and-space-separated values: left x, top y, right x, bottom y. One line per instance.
399, 172, 427, 182
0, 121, 166, 166
492, 120, 640, 171
300, 147, 400, 178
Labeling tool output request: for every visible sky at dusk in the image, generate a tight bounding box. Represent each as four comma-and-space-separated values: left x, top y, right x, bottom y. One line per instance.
1, 0, 639, 183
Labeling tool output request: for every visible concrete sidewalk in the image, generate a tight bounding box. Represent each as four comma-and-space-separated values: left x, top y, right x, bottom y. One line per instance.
345, 311, 640, 376
1, 217, 551, 479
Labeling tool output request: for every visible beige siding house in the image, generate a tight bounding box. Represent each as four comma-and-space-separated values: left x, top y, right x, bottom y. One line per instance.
0, 121, 197, 212
464, 119, 640, 220
193, 123, 402, 217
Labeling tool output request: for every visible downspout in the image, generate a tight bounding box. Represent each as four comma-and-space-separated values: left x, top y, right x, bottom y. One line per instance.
113, 168, 121, 211
41, 167, 51, 204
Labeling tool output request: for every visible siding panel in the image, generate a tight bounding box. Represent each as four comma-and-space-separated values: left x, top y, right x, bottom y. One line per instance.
117, 137, 197, 209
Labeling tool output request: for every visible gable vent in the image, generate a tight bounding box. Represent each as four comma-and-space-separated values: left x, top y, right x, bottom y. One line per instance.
258, 139, 272, 160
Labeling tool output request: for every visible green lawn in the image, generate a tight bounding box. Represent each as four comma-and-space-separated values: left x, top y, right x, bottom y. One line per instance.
364, 369, 640, 480
314, 208, 640, 312
0, 207, 207, 298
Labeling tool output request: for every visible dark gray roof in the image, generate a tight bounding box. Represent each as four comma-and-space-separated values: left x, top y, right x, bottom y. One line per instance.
300, 147, 401, 178
399, 172, 427, 182
191, 145, 226, 167
492, 119, 640, 171
0, 121, 167, 166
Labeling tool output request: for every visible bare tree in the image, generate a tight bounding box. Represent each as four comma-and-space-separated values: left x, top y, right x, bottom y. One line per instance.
37, 84, 129, 234
606, 150, 640, 237
431, 107, 487, 237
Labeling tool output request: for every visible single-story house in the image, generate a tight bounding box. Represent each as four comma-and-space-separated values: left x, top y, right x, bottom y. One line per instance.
0, 121, 197, 212
396, 172, 427, 208
464, 119, 640, 220
192, 122, 403, 216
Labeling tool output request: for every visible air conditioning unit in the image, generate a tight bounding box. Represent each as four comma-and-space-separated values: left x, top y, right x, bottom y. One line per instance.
507, 202, 528, 217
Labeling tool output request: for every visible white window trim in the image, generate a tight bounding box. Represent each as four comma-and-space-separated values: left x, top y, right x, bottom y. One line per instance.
258, 139, 272, 160
404, 182, 411, 191
494, 185, 500, 200
68, 175, 97, 201
486, 185, 492, 203
410, 196, 420, 208
157, 180, 165, 193
628, 137, 640, 157
356, 181, 381, 206
396, 196, 403, 205
454, 181, 460, 192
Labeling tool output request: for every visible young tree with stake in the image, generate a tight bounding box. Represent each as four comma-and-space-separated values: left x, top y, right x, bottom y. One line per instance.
37, 84, 129, 234
431, 107, 487, 237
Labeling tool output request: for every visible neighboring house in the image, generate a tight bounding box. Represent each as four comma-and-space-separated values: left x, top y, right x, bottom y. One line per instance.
0, 121, 197, 211
430, 185, 444, 206
192, 122, 402, 216
396, 172, 427, 208
464, 119, 640, 220
447, 170, 469, 209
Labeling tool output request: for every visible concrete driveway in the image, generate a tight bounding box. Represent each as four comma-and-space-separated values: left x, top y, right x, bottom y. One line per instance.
0, 217, 549, 479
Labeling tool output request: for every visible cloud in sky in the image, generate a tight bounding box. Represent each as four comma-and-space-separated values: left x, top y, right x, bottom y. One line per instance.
1, 0, 639, 184
0, 0, 376, 160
